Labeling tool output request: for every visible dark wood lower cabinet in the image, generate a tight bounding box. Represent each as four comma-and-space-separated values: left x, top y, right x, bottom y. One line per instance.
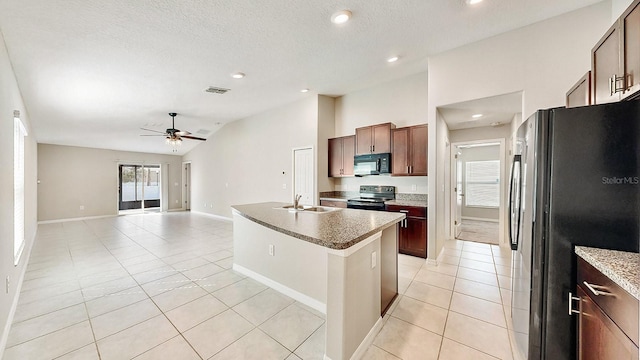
386, 204, 427, 258
577, 286, 639, 360
400, 217, 427, 258
576, 257, 639, 360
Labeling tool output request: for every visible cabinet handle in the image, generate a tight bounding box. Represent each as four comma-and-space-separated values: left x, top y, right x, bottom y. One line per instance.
610, 74, 627, 95
372, 145, 375, 152
583, 281, 614, 297
568, 292, 580, 315
410, 165, 413, 174
609, 76, 614, 96
407, 166, 410, 173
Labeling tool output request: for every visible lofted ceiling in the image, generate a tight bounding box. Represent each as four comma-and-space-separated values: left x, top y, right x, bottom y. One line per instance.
0, 0, 603, 155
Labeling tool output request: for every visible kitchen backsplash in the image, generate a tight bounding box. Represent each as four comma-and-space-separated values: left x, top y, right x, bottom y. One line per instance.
319, 191, 427, 202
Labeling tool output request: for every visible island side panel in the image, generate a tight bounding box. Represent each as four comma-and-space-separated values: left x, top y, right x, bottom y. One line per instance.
326, 236, 381, 360
380, 224, 399, 316
232, 213, 328, 311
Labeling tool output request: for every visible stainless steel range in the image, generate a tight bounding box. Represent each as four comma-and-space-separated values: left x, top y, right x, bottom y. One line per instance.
346, 185, 395, 211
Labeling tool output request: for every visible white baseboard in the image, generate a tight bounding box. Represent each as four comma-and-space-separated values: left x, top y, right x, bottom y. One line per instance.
349, 316, 384, 360
191, 210, 233, 222
232, 263, 326, 314
0, 231, 36, 355
38, 214, 116, 224
461, 216, 499, 223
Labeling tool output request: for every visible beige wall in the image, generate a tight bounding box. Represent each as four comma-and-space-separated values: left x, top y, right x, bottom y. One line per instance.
183, 96, 320, 218
333, 73, 428, 194
427, 2, 612, 260
317, 96, 336, 194
0, 31, 38, 353
37, 144, 182, 221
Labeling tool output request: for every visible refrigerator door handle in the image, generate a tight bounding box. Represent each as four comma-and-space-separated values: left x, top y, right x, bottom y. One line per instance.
508, 155, 522, 251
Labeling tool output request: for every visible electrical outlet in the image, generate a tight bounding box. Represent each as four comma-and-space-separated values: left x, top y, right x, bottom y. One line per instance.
175, 199, 178, 203
411, 184, 417, 192
204, 203, 207, 207
371, 251, 377, 269
210, 204, 213, 208
5, 276, 9, 293
79, 205, 84, 210
282, 183, 286, 189
268, 244, 275, 256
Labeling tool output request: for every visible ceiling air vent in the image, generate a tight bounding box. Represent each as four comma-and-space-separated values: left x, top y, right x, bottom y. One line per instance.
196, 129, 211, 135
205, 86, 230, 94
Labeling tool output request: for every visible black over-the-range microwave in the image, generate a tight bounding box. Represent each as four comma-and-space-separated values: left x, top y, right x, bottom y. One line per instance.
354, 153, 391, 176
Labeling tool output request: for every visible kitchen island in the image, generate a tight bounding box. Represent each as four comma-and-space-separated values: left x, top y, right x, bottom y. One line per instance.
231, 202, 404, 360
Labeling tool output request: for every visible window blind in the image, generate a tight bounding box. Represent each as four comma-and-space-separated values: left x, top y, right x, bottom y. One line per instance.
465, 160, 500, 208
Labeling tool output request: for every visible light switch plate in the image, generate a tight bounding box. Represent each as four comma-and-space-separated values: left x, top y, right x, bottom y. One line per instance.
371, 251, 377, 269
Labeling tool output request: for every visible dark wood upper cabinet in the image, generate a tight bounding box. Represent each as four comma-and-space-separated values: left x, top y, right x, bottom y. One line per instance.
391, 124, 427, 176
328, 135, 355, 177
592, 0, 640, 104
355, 123, 395, 155
623, 0, 640, 99
566, 71, 591, 108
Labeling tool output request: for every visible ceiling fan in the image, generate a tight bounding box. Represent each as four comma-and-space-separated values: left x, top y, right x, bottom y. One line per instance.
140, 113, 206, 150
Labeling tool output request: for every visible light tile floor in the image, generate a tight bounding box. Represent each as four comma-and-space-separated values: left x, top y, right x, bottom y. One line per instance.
3, 212, 515, 360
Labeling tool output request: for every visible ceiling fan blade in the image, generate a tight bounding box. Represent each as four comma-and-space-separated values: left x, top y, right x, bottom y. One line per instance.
140, 134, 168, 136
140, 127, 167, 134
175, 130, 191, 136
181, 135, 207, 141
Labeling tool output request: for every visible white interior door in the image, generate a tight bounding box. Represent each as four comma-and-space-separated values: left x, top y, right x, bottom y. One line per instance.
454, 151, 463, 237
293, 148, 314, 206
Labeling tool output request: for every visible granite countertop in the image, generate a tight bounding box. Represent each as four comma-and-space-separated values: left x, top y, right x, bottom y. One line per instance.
575, 246, 639, 300
231, 202, 404, 250
384, 199, 427, 207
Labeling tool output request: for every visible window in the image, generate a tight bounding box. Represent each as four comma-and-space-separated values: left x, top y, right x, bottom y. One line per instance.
465, 160, 500, 208
14, 112, 27, 265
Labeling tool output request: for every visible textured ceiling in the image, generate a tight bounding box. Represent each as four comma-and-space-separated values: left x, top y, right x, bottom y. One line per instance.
0, 0, 603, 155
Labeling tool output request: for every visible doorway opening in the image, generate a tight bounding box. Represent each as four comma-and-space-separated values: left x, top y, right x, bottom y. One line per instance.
118, 164, 161, 214
450, 141, 504, 245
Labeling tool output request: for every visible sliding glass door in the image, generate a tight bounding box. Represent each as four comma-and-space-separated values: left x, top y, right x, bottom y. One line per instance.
118, 165, 161, 210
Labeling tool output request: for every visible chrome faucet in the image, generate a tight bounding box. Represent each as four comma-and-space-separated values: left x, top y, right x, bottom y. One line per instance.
293, 194, 302, 209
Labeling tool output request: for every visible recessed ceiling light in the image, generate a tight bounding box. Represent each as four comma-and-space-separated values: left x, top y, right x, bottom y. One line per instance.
231, 72, 245, 79
387, 56, 399, 63
331, 10, 352, 24
300, 88, 309, 93
472, 113, 483, 118
466, 0, 483, 5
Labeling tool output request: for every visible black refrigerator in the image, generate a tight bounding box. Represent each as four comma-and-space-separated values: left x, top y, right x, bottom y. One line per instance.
508, 100, 639, 360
